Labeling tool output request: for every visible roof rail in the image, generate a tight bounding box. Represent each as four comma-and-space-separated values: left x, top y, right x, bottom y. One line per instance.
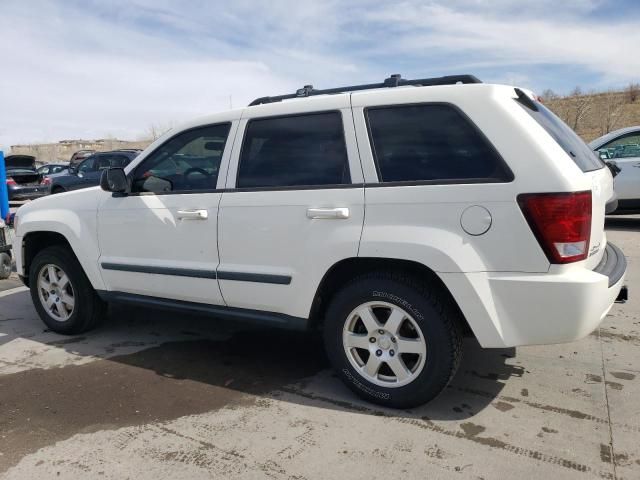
248, 74, 481, 106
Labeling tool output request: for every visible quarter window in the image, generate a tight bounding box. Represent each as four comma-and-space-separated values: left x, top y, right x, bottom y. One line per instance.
366, 104, 512, 183
237, 112, 350, 188
132, 124, 231, 194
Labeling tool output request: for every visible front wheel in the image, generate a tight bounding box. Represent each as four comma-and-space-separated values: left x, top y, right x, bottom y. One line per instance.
0, 252, 11, 279
323, 272, 462, 408
29, 246, 105, 334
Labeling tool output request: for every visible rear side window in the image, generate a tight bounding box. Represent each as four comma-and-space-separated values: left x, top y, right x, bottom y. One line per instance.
518, 101, 603, 172
366, 104, 511, 183
237, 112, 350, 188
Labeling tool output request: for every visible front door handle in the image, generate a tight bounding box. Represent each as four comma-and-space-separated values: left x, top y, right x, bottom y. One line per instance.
306, 207, 350, 219
177, 209, 208, 220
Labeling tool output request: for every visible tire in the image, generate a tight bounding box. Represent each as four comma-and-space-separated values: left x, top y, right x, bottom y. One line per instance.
0, 252, 11, 280
51, 186, 65, 194
323, 272, 462, 409
29, 246, 105, 334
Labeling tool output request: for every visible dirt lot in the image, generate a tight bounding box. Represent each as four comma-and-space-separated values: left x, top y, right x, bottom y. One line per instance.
0, 217, 638, 479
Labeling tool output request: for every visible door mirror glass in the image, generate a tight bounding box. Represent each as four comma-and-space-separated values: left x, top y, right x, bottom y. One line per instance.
100, 168, 129, 195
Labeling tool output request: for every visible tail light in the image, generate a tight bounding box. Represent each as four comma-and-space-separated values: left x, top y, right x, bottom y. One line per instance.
518, 191, 592, 264
6, 177, 16, 186
41, 176, 52, 186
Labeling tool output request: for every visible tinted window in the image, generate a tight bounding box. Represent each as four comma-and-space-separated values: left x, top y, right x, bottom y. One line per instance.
132, 124, 230, 194
366, 104, 511, 183
518, 102, 603, 172
237, 112, 350, 188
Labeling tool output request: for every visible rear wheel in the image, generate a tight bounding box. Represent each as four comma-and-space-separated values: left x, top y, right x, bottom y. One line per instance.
29, 246, 105, 334
51, 186, 65, 194
323, 272, 462, 408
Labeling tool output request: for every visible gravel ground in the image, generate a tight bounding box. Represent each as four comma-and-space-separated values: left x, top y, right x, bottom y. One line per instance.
0, 216, 638, 479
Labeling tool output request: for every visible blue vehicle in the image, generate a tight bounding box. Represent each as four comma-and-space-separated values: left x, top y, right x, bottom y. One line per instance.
50, 150, 140, 194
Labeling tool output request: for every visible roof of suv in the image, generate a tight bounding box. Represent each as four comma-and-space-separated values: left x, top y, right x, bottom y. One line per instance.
248, 74, 482, 107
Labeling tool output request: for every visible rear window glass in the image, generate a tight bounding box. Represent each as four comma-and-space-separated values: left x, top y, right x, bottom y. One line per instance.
518, 101, 603, 172
365, 104, 512, 183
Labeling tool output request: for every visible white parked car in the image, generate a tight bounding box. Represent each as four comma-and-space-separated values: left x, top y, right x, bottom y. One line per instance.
13, 75, 628, 408
589, 126, 640, 213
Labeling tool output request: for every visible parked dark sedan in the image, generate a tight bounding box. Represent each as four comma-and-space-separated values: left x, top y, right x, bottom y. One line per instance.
50, 150, 140, 194
4, 155, 48, 201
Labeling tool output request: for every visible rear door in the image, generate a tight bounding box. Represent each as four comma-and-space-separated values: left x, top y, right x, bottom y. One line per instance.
217, 97, 364, 320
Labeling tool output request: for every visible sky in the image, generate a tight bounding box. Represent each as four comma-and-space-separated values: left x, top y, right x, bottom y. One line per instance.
1, 0, 639, 151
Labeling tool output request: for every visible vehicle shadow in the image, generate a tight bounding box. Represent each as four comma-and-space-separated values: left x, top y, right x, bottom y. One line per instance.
0, 294, 517, 425
102, 304, 518, 421
605, 215, 640, 232
110, 327, 518, 421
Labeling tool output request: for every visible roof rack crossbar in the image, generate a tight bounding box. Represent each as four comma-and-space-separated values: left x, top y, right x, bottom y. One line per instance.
248, 74, 481, 106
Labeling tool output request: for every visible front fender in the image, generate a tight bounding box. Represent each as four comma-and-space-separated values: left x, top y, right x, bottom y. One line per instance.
16, 189, 105, 290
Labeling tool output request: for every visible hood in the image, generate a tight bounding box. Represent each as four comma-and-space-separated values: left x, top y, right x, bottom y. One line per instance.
5, 155, 36, 169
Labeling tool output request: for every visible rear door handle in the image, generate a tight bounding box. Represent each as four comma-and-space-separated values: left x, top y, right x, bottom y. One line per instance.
306, 207, 350, 219
177, 209, 208, 220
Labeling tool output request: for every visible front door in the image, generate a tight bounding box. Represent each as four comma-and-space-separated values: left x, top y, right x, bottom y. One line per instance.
97, 121, 237, 305
217, 99, 365, 320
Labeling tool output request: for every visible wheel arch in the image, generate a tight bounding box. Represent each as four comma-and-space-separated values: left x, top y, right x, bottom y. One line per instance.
21, 229, 104, 291
22, 231, 74, 287
309, 257, 473, 338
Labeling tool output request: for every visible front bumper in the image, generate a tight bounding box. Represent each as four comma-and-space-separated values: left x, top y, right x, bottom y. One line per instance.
441, 242, 628, 348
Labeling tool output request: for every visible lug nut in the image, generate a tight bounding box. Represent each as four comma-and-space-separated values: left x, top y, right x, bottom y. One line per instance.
375, 349, 382, 357
369, 337, 376, 343
390, 349, 395, 356
391, 337, 397, 343
378, 329, 385, 335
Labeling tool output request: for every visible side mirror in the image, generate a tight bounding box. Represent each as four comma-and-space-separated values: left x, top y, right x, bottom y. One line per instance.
68, 166, 77, 174
100, 168, 129, 197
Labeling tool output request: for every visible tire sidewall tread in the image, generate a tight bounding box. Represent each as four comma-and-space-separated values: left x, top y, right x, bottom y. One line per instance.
324, 271, 462, 409
29, 245, 104, 334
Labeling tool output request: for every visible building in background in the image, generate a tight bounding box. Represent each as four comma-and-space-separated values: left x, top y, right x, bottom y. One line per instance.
9, 138, 152, 164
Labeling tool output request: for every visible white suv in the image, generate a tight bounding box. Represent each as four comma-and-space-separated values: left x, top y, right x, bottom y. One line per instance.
13, 75, 628, 408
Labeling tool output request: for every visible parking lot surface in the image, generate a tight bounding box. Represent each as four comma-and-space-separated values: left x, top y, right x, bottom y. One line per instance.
0, 217, 638, 479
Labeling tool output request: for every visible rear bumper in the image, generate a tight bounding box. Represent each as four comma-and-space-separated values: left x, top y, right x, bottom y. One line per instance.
9, 187, 48, 201
440, 242, 627, 348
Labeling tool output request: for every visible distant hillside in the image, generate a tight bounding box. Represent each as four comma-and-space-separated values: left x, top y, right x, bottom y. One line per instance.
542, 85, 640, 142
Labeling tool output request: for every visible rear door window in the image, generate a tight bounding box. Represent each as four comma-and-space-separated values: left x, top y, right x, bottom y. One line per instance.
365, 104, 512, 183
237, 112, 350, 188
517, 101, 603, 172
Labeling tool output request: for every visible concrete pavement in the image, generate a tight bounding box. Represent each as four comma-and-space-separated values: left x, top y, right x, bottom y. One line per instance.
0, 217, 638, 479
